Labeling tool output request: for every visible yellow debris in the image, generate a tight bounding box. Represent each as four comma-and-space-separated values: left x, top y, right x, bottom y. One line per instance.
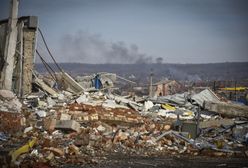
161, 104, 176, 111
9, 137, 37, 162
184, 111, 194, 116
220, 87, 247, 91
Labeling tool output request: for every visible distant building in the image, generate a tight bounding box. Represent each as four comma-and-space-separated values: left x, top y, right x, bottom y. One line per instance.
154, 80, 183, 96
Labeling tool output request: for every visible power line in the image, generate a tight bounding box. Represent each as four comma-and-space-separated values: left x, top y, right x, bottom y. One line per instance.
38, 28, 63, 73
36, 50, 58, 83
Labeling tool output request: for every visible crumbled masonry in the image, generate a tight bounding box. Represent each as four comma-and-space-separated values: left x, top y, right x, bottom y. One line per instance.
0, 84, 248, 167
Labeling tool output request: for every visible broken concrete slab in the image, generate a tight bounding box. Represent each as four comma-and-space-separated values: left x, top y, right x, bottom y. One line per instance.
204, 101, 248, 118
76, 94, 88, 104
102, 99, 129, 109
199, 118, 235, 129
107, 94, 141, 107
61, 72, 85, 93
55, 120, 80, 132
34, 78, 57, 96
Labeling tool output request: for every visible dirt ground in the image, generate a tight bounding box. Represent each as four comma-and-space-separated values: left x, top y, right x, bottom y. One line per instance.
61, 153, 248, 168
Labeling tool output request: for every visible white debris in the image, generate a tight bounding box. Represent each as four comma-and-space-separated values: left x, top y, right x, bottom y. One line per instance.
76, 94, 88, 104
157, 109, 177, 118
58, 93, 65, 100
24, 126, 33, 133
36, 110, 47, 117
97, 125, 106, 132
102, 99, 129, 109
0, 97, 22, 113
47, 97, 56, 107
143, 101, 154, 111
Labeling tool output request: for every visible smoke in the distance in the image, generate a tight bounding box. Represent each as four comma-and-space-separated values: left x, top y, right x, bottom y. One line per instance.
58, 31, 154, 64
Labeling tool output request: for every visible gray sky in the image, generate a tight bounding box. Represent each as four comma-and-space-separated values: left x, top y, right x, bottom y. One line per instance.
1, 0, 248, 63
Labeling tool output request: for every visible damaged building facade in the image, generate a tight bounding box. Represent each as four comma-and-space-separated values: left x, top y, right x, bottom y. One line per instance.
0, 16, 38, 97
154, 80, 184, 97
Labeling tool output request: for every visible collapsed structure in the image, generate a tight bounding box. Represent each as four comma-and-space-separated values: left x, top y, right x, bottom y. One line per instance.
0, 80, 248, 167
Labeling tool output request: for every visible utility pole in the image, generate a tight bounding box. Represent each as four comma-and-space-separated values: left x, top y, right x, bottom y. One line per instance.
234, 80, 237, 101
2, 0, 19, 90
149, 68, 153, 97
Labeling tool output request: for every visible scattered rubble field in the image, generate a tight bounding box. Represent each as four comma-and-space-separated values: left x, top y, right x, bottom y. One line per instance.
1, 81, 248, 167
80, 154, 248, 168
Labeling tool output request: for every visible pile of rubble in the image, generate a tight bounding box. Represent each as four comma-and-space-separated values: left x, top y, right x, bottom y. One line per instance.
0, 86, 248, 167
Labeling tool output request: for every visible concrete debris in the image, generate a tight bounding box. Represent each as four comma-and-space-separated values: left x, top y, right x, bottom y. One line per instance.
232, 125, 248, 142
0, 75, 247, 167
24, 126, 33, 133
34, 78, 58, 96
47, 97, 56, 107
60, 113, 71, 120
96, 125, 106, 132
44, 147, 64, 156
192, 89, 221, 107
0, 90, 22, 113
43, 118, 56, 132
76, 94, 88, 104
61, 72, 85, 93
154, 93, 188, 106
76, 72, 117, 89
143, 101, 154, 111
199, 118, 235, 129
36, 110, 47, 117
57, 93, 65, 100
102, 99, 129, 109
55, 120, 81, 132
204, 101, 248, 118
0, 90, 15, 100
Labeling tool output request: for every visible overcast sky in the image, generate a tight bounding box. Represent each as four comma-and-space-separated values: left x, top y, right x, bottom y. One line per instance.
1, 0, 248, 63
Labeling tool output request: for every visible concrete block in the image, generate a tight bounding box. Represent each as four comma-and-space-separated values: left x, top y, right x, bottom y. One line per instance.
60, 113, 71, 120
55, 120, 80, 132
43, 118, 56, 132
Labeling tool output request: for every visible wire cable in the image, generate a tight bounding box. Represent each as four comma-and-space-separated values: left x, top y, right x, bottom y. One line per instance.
36, 50, 58, 82
38, 28, 64, 73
